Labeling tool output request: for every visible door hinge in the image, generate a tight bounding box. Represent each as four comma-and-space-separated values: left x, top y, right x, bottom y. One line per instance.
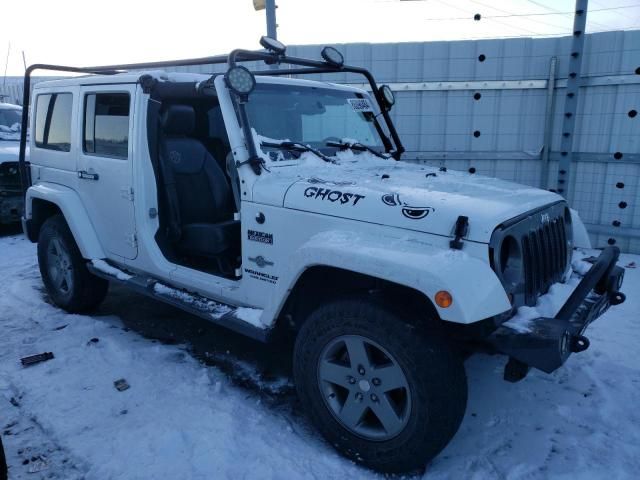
126, 233, 138, 248
121, 187, 134, 201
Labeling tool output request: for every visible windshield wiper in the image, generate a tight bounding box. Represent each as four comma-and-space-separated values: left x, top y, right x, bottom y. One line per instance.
261, 141, 334, 163
326, 140, 390, 160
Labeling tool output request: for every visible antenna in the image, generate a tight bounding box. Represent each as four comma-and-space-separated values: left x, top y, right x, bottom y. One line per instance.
2, 42, 10, 88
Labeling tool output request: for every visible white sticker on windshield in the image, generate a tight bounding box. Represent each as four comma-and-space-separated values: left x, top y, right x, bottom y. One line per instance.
348, 98, 373, 113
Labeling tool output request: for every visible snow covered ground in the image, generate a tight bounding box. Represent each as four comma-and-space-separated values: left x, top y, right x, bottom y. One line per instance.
1, 228, 639, 479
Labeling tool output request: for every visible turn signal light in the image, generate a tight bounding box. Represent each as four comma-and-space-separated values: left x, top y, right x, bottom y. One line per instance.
435, 291, 453, 308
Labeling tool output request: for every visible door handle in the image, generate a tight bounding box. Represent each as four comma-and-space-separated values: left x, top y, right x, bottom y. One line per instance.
78, 170, 99, 181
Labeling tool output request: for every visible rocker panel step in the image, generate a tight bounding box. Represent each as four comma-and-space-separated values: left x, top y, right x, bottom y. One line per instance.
87, 260, 269, 342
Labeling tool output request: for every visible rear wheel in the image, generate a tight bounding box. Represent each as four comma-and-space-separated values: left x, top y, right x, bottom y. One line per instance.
37, 214, 108, 312
293, 297, 467, 474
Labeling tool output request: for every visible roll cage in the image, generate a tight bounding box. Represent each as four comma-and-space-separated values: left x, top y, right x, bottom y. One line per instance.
17, 39, 405, 198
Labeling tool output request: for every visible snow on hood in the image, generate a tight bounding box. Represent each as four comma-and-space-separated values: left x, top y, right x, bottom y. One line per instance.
0, 122, 21, 141
251, 139, 562, 243
0, 119, 22, 164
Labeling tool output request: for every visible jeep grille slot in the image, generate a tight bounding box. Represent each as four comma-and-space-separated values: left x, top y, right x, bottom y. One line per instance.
0, 161, 22, 193
522, 215, 567, 306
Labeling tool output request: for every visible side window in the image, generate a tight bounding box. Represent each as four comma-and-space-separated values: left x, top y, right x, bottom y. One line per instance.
84, 93, 130, 159
34, 93, 73, 151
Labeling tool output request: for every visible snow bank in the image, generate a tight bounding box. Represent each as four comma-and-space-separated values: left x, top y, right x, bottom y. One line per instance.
2, 235, 639, 479
0, 235, 368, 479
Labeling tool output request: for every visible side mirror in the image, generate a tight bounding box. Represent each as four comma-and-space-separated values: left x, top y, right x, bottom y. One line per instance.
379, 85, 395, 110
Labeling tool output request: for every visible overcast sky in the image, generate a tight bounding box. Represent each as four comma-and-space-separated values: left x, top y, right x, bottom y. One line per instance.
2, 0, 638, 76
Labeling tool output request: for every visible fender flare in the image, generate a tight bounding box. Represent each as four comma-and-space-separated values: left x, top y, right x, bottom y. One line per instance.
264, 230, 511, 325
25, 183, 105, 259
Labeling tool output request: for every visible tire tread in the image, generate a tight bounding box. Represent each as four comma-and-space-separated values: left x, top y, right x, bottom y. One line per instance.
37, 214, 108, 313
293, 296, 467, 474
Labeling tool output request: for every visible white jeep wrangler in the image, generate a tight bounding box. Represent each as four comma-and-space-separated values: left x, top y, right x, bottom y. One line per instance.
18, 39, 626, 474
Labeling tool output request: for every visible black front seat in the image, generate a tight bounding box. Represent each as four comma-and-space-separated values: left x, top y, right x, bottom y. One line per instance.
159, 105, 239, 262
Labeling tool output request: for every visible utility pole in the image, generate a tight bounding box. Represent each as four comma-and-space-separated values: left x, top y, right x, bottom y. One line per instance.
3, 42, 10, 88
555, 0, 588, 198
265, 0, 277, 39
253, 0, 278, 39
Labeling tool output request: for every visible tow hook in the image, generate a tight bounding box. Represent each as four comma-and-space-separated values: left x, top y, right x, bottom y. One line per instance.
610, 291, 626, 306
570, 335, 590, 353
504, 358, 531, 383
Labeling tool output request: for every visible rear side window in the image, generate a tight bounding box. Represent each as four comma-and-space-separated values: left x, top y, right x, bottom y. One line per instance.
84, 93, 130, 159
34, 93, 73, 151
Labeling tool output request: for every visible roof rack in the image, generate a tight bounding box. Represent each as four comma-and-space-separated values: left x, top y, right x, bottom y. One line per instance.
18, 43, 404, 196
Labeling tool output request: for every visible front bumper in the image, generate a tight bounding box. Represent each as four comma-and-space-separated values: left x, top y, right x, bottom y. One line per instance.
0, 193, 23, 224
489, 246, 625, 381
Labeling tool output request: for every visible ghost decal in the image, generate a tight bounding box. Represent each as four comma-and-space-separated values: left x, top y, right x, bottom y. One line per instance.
381, 193, 434, 220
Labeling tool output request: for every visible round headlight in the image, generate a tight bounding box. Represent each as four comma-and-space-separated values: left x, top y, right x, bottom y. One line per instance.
225, 66, 256, 96
321, 46, 344, 67
499, 236, 522, 287
379, 85, 395, 109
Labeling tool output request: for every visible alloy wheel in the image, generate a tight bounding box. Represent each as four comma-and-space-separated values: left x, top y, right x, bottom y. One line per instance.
47, 238, 74, 295
317, 334, 412, 441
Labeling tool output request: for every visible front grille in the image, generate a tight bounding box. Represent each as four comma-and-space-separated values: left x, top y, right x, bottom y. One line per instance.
521, 215, 567, 305
491, 202, 571, 308
0, 161, 21, 193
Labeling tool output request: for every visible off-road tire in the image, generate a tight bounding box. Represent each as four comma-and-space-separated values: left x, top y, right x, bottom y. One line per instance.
37, 214, 108, 312
293, 297, 467, 474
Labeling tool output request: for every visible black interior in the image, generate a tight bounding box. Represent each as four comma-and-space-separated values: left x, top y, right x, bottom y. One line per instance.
147, 81, 239, 277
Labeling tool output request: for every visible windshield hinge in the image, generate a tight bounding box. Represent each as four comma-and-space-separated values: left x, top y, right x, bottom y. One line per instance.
121, 187, 134, 202
450, 216, 469, 250
125, 233, 138, 248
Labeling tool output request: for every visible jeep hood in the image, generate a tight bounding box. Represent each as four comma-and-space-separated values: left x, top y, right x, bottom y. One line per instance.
252, 155, 563, 244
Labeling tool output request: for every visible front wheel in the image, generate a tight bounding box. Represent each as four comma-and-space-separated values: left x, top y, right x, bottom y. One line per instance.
293, 297, 467, 474
37, 214, 109, 313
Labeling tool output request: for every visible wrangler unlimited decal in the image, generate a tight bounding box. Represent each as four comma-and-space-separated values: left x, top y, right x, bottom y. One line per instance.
304, 187, 365, 206
244, 268, 278, 285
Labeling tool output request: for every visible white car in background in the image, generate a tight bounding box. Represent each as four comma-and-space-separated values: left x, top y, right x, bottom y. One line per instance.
0, 101, 24, 224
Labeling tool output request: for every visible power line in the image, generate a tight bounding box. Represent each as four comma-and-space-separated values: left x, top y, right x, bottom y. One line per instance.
398, 0, 640, 37
421, 3, 640, 21
522, 0, 611, 31
470, 0, 570, 30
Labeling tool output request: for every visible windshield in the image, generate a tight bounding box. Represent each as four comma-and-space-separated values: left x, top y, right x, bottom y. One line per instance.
244, 83, 386, 159
0, 107, 22, 140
